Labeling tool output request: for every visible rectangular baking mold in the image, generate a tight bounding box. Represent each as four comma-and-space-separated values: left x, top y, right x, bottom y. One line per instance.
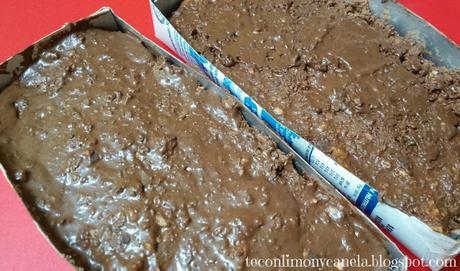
0, 7, 407, 271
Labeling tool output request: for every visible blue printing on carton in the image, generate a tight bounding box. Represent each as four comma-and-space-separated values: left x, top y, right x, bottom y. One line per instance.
356, 184, 379, 216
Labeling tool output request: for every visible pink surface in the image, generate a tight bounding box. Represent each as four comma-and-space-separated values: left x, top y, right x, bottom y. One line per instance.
0, 1, 458, 270
399, 0, 460, 45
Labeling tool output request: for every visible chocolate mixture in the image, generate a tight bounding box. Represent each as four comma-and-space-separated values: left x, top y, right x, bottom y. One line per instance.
0, 29, 389, 270
172, 0, 460, 233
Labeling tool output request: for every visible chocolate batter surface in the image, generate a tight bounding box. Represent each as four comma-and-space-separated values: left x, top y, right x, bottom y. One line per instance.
0, 29, 389, 270
172, 0, 460, 233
